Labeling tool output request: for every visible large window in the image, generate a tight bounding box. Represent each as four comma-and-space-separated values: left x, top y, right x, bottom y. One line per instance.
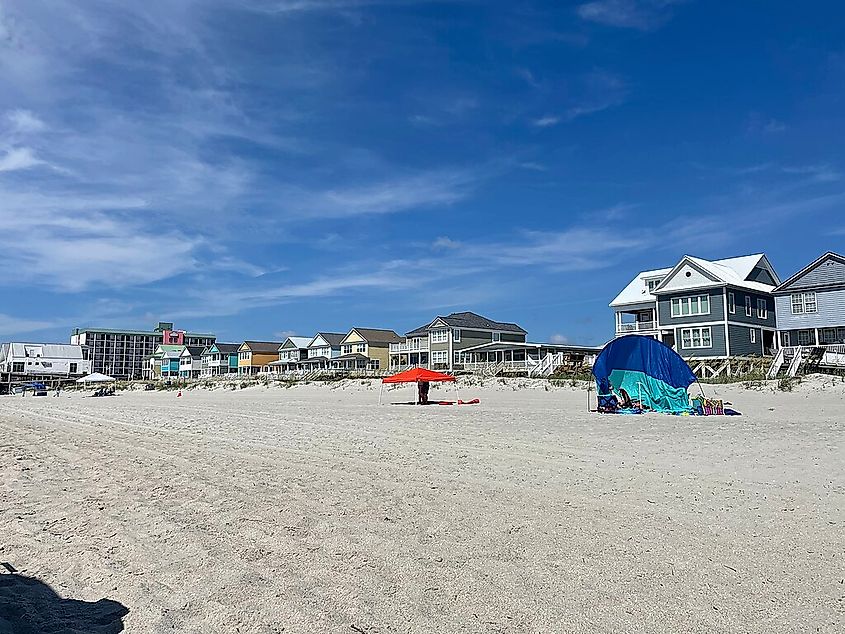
821, 328, 837, 344
431, 329, 448, 343
797, 330, 814, 345
431, 350, 448, 364
671, 295, 710, 317
680, 327, 712, 349
791, 292, 817, 314
756, 298, 768, 319
356, 343, 367, 354
341, 344, 353, 355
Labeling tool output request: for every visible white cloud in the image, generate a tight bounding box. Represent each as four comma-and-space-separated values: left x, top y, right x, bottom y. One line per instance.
550, 333, 569, 344
0, 147, 43, 171
6, 109, 46, 134
0, 313, 56, 337
533, 115, 560, 127
433, 236, 461, 249
577, 0, 684, 31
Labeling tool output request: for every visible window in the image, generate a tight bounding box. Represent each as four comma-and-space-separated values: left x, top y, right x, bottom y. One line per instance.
756, 298, 768, 319
356, 343, 366, 354
646, 278, 664, 293
680, 327, 712, 349
728, 292, 735, 314
431, 329, 448, 343
781, 332, 791, 347
670, 295, 710, 317
821, 328, 836, 344
431, 350, 448, 364
341, 344, 353, 355
452, 329, 461, 342
791, 292, 817, 315
745, 296, 752, 317
750, 329, 757, 344
70, 363, 77, 373
798, 330, 813, 345
493, 332, 501, 342
12, 362, 24, 373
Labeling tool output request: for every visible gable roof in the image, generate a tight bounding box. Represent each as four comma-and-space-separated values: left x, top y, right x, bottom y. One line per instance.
611, 254, 779, 306
280, 336, 312, 350
180, 346, 206, 357
6, 343, 85, 359
209, 343, 240, 355
429, 311, 527, 334
773, 251, 845, 294
307, 332, 346, 348
344, 328, 403, 345
240, 341, 284, 353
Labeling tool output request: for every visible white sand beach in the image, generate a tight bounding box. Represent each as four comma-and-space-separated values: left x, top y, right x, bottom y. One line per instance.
1, 378, 842, 633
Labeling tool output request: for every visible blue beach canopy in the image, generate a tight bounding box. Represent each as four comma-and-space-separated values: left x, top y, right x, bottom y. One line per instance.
592, 335, 697, 413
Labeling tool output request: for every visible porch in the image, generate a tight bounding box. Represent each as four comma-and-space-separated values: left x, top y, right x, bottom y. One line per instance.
615, 307, 657, 336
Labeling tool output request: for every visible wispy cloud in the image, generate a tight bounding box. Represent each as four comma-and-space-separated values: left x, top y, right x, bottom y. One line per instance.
0, 313, 58, 337
576, 0, 684, 31
533, 115, 561, 127
0, 147, 43, 171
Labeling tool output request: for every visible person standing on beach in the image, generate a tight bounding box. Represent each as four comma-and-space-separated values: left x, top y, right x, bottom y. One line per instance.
418, 381, 430, 405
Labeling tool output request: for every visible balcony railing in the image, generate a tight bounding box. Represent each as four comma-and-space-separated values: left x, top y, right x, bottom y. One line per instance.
617, 321, 656, 333
389, 341, 430, 353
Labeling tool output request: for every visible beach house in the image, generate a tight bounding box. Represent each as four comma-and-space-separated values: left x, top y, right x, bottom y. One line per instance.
299, 333, 345, 372
268, 337, 311, 374
772, 252, 845, 346
178, 346, 205, 379
238, 341, 284, 375
159, 347, 184, 379
610, 254, 780, 358
332, 328, 403, 372
389, 311, 527, 371
0, 343, 91, 377
200, 343, 240, 377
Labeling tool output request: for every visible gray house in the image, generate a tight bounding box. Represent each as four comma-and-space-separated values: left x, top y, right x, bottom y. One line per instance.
389, 311, 527, 371
772, 252, 845, 346
611, 254, 780, 358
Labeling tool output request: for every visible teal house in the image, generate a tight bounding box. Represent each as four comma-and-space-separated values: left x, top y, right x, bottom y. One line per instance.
201, 343, 240, 377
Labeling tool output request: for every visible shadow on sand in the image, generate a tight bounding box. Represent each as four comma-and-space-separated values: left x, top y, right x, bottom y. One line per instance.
0, 571, 128, 634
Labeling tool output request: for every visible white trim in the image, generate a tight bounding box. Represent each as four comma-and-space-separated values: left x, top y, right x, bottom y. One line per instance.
670, 295, 711, 318
723, 288, 731, 357
750, 328, 757, 344
756, 298, 768, 320
680, 326, 713, 350
728, 291, 736, 314
745, 296, 752, 317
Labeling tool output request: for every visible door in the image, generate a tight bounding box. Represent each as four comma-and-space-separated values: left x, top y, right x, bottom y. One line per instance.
662, 332, 675, 349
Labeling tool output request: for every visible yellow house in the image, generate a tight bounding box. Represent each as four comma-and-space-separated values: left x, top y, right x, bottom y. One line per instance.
335, 328, 403, 372
238, 341, 283, 375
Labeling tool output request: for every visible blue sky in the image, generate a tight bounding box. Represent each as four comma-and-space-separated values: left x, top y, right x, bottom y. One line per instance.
1, 1, 843, 345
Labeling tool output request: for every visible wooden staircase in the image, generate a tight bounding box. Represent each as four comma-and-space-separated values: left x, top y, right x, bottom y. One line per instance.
768, 346, 828, 379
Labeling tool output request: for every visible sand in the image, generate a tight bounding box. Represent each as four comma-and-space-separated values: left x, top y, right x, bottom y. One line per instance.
0, 378, 842, 633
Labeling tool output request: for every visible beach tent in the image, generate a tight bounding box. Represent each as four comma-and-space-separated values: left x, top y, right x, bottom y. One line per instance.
380, 368, 457, 405
592, 335, 696, 413
75, 372, 116, 385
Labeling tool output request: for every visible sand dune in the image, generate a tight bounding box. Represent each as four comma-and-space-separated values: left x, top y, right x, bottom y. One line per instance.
0, 380, 842, 632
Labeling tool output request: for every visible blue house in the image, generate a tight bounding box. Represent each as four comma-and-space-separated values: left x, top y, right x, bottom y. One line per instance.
772, 252, 845, 346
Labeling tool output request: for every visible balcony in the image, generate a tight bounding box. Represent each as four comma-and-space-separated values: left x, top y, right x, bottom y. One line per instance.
390, 341, 430, 354
617, 320, 656, 334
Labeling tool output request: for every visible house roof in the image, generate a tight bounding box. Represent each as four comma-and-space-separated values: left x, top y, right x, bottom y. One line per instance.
611, 254, 778, 307
209, 343, 240, 354
241, 341, 284, 353
346, 328, 403, 345
280, 336, 312, 350
309, 332, 346, 347
404, 311, 526, 336
6, 343, 86, 359
434, 311, 526, 333
180, 346, 205, 357
773, 251, 845, 294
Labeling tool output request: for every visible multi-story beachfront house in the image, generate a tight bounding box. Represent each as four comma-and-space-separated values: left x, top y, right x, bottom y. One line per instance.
389, 311, 528, 371
332, 328, 403, 372
178, 346, 205, 379
160, 347, 184, 380
200, 343, 240, 377
70, 322, 215, 380
268, 337, 311, 374
610, 254, 780, 358
299, 333, 345, 372
237, 341, 283, 375
0, 343, 91, 377
144, 344, 185, 380
772, 252, 845, 346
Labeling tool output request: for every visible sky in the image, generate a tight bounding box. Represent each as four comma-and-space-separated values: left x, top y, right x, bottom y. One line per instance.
1, 0, 844, 346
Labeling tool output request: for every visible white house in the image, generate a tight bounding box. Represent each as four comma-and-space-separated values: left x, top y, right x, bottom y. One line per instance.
0, 343, 91, 376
